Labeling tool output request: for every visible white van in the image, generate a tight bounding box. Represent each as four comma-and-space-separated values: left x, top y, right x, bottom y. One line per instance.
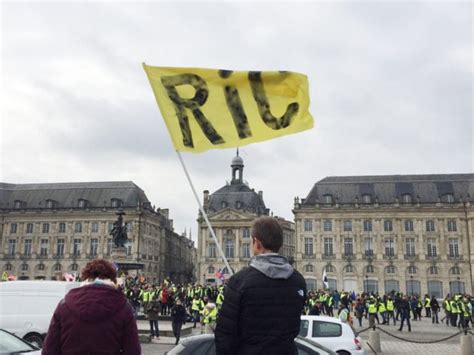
0, 281, 80, 347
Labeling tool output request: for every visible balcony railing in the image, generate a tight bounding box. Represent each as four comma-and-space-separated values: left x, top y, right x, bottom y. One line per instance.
425, 254, 440, 260
404, 254, 419, 261
321, 254, 333, 260
20, 254, 32, 260
4, 254, 15, 260
383, 254, 395, 260
302, 254, 315, 259
36, 254, 48, 259
448, 255, 463, 260
53, 254, 64, 259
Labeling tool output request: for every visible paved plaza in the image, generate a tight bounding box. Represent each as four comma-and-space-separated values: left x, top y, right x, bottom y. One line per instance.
141, 316, 472, 355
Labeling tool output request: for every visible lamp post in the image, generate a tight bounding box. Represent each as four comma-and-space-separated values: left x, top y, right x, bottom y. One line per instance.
409, 275, 413, 296
365, 275, 368, 294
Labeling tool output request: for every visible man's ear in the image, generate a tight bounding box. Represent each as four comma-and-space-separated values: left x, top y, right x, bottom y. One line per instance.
254, 238, 264, 251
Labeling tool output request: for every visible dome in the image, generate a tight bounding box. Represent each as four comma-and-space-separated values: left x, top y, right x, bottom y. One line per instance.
208, 184, 268, 215
231, 155, 244, 166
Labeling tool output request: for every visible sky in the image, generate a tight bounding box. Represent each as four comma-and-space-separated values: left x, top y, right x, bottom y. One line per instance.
1, 1, 472, 241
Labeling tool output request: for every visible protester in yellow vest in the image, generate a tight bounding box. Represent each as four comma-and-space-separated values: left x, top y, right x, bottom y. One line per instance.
191, 295, 204, 328
386, 297, 395, 325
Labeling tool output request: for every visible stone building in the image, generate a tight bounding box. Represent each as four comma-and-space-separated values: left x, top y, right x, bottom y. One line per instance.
293, 174, 474, 297
0, 181, 196, 284
198, 153, 295, 284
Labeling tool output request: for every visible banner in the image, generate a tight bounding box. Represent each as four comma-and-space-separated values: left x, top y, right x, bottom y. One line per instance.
143, 64, 314, 153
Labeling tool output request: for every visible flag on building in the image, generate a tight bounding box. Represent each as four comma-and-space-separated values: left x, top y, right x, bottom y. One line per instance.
143, 65, 314, 153
322, 269, 329, 289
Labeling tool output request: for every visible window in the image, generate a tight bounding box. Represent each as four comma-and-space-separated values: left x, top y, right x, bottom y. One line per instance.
78, 199, 87, 208
225, 239, 234, 258
14, 200, 23, 209
344, 264, 354, 273
304, 219, 312, 232
363, 220, 372, 232
408, 265, 417, 274
74, 222, 82, 233
108, 222, 114, 233
236, 201, 242, 209
426, 220, 435, 232
59, 223, 66, 233
323, 238, 333, 256
405, 238, 416, 256
448, 238, 459, 257
10, 223, 17, 234
384, 238, 395, 256
323, 194, 333, 204
304, 237, 313, 256
447, 220, 457, 232
384, 220, 393, 232
305, 279, 317, 292
443, 194, 454, 203
91, 222, 99, 233
5, 263, 12, 271
406, 280, 421, 295
242, 228, 250, 238
343, 237, 353, 256
325, 264, 335, 273
207, 266, 214, 274
46, 200, 55, 208
208, 243, 216, 258
90, 238, 99, 256
365, 265, 374, 273
40, 239, 49, 256
343, 220, 352, 232
73, 239, 81, 256
364, 237, 374, 256
450, 281, 465, 295
7, 239, 16, 256
42, 223, 50, 234
385, 265, 396, 274
323, 220, 332, 232
221, 201, 227, 208
25, 223, 33, 234
427, 281, 443, 298
111, 198, 122, 208
362, 194, 372, 204
364, 279, 379, 294
23, 240, 32, 256
71, 263, 78, 271
305, 264, 314, 273
21, 263, 28, 271
450, 267, 461, 275
429, 266, 439, 275
38, 264, 45, 271
312, 321, 342, 337
106, 239, 113, 255
402, 194, 412, 204
404, 220, 414, 232
56, 239, 65, 256
54, 264, 62, 271
385, 280, 400, 294
241, 244, 250, 258
427, 238, 437, 257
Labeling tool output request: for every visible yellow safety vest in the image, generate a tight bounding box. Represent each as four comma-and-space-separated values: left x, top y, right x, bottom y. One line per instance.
216, 293, 224, 306
386, 300, 394, 311
450, 300, 459, 314
203, 307, 218, 324
191, 299, 203, 311
368, 304, 377, 314
378, 303, 386, 313
425, 298, 431, 307
444, 300, 451, 312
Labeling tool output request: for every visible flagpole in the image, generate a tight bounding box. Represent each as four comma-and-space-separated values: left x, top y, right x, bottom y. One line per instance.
176, 151, 234, 277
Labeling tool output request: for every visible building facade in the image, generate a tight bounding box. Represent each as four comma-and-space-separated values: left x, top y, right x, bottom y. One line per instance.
293, 174, 474, 297
0, 181, 196, 284
198, 154, 295, 284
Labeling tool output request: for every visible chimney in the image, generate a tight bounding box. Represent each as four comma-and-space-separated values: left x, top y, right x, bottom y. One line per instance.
161, 208, 169, 219
203, 190, 210, 208
258, 191, 263, 200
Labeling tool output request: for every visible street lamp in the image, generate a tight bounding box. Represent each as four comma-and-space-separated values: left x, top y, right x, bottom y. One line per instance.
409, 275, 413, 296
365, 275, 368, 294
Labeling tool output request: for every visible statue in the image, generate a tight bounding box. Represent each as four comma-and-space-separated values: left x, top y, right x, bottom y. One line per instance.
110, 209, 128, 248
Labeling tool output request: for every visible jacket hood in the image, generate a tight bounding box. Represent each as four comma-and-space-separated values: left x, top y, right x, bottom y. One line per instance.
249, 253, 294, 279
64, 284, 128, 322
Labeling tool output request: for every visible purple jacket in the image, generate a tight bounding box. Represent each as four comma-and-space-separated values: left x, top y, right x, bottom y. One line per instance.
42, 283, 141, 355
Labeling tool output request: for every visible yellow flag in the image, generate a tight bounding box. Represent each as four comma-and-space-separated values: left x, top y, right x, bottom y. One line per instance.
143, 64, 314, 153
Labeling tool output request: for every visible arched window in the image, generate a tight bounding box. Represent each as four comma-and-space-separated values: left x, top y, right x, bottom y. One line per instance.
408, 265, 417, 274
221, 201, 228, 208
402, 194, 412, 204
362, 194, 372, 204
222, 267, 229, 274
344, 265, 354, 273
305, 264, 314, 273
71, 263, 78, 271
429, 266, 438, 275
5, 263, 12, 271
236, 201, 242, 209
325, 265, 335, 273
450, 266, 461, 275
385, 265, 396, 274
207, 266, 215, 274
323, 194, 333, 205
38, 264, 45, 271
54, 263, 62, 271
21, 263, 29, 271
365, 265, 374, 274
111, 198, 123, 208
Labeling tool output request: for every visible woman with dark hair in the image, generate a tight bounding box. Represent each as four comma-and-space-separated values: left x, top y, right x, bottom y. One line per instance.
42, 259, 141, 354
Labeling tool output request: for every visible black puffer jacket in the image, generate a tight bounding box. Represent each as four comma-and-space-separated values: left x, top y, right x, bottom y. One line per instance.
215, 254, 306, 355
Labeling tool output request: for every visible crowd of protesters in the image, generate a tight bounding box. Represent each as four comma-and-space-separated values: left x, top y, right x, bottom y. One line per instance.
118, 271, 473, 345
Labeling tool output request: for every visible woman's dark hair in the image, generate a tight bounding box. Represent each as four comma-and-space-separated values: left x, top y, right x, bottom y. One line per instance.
251, 216, 283, 252
81, 259, 117, 283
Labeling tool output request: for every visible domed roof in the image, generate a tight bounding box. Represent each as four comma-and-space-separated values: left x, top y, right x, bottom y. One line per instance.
231, 154, 244, 166
207, 183, 267, 215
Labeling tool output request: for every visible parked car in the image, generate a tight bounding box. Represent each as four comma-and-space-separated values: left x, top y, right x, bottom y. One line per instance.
299, 315, 364, 355
0, 281, 80, 347
165, 334, 336, 355
0, 328, 41, 354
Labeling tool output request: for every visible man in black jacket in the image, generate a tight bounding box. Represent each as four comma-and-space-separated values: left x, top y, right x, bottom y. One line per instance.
215, 216, 307, 355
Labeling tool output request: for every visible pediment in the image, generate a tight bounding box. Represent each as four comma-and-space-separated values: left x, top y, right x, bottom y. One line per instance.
208, 208, 253, 221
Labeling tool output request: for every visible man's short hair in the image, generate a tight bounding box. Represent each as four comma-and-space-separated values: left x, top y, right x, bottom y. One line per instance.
251, 216, 283, 252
